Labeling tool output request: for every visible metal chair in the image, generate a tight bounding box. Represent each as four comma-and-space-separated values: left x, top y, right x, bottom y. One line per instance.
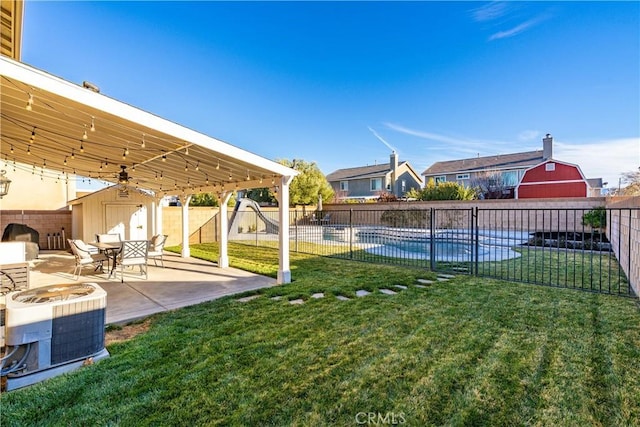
147, 234, 168, 267
118, 240, 149, 283
68, 239, 109, 279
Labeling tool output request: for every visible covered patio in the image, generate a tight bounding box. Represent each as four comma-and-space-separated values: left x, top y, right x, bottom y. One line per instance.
1, 55, 298, 283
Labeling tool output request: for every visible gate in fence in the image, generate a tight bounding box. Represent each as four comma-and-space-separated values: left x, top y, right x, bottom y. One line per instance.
229, 207, 636, 297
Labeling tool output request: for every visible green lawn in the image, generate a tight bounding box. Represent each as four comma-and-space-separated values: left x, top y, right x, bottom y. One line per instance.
2, 244, 639, 426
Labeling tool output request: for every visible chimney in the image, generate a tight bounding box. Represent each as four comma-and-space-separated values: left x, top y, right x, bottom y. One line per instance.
390, 151, 398, 195
543, 134, 553, 160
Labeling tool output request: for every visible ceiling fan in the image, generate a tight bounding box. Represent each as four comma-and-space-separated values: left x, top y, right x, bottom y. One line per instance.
118, 165, 130, 185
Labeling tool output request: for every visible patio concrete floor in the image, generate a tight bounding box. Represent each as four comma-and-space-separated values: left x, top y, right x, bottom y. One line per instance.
20, 250, 277, 325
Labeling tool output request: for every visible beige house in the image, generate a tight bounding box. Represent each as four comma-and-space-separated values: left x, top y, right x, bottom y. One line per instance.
327, 152, 423, 201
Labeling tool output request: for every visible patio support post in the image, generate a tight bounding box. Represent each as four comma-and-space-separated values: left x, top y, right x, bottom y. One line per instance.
278, 175, 295, 284
217, 192, 233, 268
180, 194, 192, 258
154, 196, 163, 236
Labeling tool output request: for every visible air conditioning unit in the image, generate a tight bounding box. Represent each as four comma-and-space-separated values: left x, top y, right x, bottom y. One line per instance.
1, 283, 109, 391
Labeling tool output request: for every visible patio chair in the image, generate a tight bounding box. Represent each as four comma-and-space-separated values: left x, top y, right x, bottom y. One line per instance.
68, 239, 109, 279
320, 213, 331, 225
147, 234, 168, 267
118, 240, 149, 283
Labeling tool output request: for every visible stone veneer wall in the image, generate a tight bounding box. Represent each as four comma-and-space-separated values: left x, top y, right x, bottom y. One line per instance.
606, 196, 640, 297
0, 210, 72, 250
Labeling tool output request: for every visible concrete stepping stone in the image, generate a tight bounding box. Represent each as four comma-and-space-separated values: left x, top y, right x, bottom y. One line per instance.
417, 279, 434, 285
436, 277, 450, 282
437, 274, 456, 278
311, 293, 324, 299
270, 296, 283, 301
379, 289, 397, 295
237, 295, 261, 303
356, 290, 371, 297
393, 285, 408, 290
336, 295, 350, 301
414, 285, 427, 289
289, 298, 305, 305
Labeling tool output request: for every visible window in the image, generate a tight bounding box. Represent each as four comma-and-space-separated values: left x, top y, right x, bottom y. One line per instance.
456, 173, 470, 186
370, 178, 383, 191
340, 181, 349, 191
501, 171, 518, 187
545, 163, 556, 172
435, 176, 447, 184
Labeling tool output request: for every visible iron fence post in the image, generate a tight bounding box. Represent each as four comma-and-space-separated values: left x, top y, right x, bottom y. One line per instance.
474, 207, 479, 276
294, 209, 298, 252
430, 207, 435, 271
349, 209, 353, 259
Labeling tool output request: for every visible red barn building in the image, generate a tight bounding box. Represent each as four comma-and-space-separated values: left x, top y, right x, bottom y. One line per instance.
516, 159, 590, 199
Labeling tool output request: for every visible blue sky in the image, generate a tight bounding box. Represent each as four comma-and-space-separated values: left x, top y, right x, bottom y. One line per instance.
21, 1, 639, 190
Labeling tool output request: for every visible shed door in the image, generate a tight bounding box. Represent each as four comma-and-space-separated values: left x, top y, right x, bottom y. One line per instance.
105, 204, 147, 240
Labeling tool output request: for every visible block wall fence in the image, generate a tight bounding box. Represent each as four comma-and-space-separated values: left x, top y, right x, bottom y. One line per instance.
606, 196, 640, 297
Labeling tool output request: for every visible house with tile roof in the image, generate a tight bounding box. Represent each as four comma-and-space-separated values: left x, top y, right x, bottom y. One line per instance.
422, 135, 555, 199
326, 152, 423, 201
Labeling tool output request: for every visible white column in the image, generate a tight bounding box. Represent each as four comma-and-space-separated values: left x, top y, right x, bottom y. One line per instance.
217, 192, 233, 268
278, 175, 294, 284
180, 195, 192, 258
155, 196, 164, 236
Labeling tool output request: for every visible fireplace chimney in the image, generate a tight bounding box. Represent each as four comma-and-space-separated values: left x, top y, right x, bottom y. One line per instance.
543, 134, 553, 160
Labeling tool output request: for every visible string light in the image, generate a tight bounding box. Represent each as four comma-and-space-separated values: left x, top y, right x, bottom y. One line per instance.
90, 117, 96, 132
80, 142, 84, 153
10, 145, 14, 154
185, 146, 189, 155
141, 133, 146, 148
195, 161, 199, 171
185, 162, 188, 172
154, 172, 158, 181
162, 153, 167, 162
64, 157, 67, 166
122, 149, 127, 160
216, 160, 220, 170
125, 146, 129, 156
82, 125, 88, 140
29, 128, 36, 144
160, 172, 163, 180
259, 176, 263, 184
71, 149, 75, 160
246, 171, 250, 181
131, 164, 136, 172
27, 146, 31, 155
205, 175, 209, 185
228, 170, 233, 181
26, 93, 33, 111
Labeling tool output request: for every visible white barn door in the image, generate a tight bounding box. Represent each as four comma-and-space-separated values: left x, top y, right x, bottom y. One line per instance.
105, 204, 147, 240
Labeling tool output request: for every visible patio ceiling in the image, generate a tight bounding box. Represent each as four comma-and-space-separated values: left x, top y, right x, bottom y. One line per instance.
1, 56, 297, 197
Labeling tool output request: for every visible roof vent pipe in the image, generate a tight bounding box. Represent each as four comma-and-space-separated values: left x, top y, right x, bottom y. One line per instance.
543, 133, 553, 160
82, 81, 100, 93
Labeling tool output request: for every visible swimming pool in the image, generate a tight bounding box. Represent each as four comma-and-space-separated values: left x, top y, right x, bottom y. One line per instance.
323, 227, 522, 262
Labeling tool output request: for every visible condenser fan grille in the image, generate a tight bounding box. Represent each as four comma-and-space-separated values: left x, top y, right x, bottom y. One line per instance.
12, 283, 95, 304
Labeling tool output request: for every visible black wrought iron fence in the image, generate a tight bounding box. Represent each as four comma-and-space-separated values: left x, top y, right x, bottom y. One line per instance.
227, 207, 636, 297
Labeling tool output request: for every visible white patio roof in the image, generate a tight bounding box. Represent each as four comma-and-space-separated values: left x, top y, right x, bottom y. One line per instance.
1, 56, 297, 197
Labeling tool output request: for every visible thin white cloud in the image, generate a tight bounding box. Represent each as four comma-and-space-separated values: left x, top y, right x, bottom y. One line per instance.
554, 138, 640, 186
367, 126, 397, 153
488, 14, 550, 41
383, 122, 535, 156
518, 130, 540, 142
471, 2, 510, 22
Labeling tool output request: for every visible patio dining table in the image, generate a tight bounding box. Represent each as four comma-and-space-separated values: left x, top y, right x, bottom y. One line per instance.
89, 241, 122, 278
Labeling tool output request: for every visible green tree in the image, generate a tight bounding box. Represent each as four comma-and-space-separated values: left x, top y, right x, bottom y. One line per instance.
277, 159, 334, 206
189, 192, 236, 207
189, 193, 218, 207
414, 178, 477, 201
244, 188, 277, 204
